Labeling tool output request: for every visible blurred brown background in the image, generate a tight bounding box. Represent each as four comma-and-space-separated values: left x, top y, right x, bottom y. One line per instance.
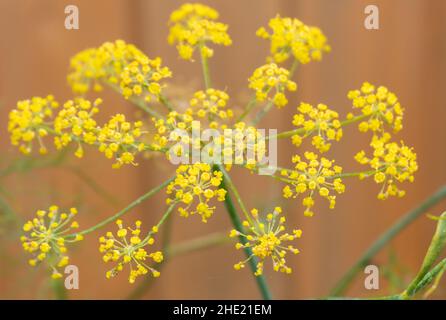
0, 0, 445, 299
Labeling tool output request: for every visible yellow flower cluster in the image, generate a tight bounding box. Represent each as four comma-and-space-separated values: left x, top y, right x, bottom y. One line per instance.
226, 122, 267, 169
68, 40, 146, 94
291, 102, 343, 153
355, 133, 418, 199
151, 110, 196, 156
99, 219, 163, 284
230, 207, 301, 275
53, 98, 101, 157
97, 114, 146, 169
190, 88, 233, 121
347, 82, 404, 136
281, 152, 345, 217
166, 163, 226, 222
249, 63, 297, 108
120, 57, 172, 101
68, 40, 171, 103
168, 3, 232, 60
8, 95, 59, 155
257, 15, 331, 64
21, 205, 83, 279
9, 95, 149, 168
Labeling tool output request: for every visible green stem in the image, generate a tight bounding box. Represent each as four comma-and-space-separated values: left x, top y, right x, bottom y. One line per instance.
215, 164, 273, 300
51, 278, 67, 300
200, 45, 212, 89
272, 113, 369, 140
167, 232, 231, 257
159, 94, 174, 112
289, 59, 299, 77
252, 100, 275, 126
217, 165, 252, 224
330, 184, 446, 296
69, 177, 173, 237
236, 96, 258, 123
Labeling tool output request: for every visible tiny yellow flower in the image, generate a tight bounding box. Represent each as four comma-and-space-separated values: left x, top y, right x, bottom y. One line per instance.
281, 152, 345, 216
231, 207, 301, 275
257, 15, 330, 64
166, 163, 226, 222
120, 56, 171, 102
100, 220, 163, 284
68, 40, 150, 94
347, 82, 404, 135
190, 88, 233, 121
291, 102, 343, 152
248, 63, 297, 108
355, 133, 418, 199
8, 95, 59, 154
168, 3, 232, 60
21, 205, 83, 278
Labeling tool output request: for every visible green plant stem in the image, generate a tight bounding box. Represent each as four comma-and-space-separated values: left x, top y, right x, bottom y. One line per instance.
330, 185, 446, 296
217, 165, 252, 224
69, 177, 173, 238
168, 232, 231, 257
289, 59, 299, 77
51, 278, 67, 300
200, 46, 212, 89
401, 211, 446, 298
237, 96, 258, 123
215, 164, 273, 300
272, 113, 369, 140
159, 94, 174, 111
252, 100, 275, 126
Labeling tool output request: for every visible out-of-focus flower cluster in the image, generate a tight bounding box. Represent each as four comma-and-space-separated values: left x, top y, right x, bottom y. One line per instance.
68, 40, 171, 102
190, 88, 233, 122
256, 15, 331, 64
8, 95, 59, 155
21, 206, 83, 279
168, 3, 232, 60
9, 96, 150, 168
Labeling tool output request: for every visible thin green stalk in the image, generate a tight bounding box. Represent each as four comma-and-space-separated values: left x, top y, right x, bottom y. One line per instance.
272, 113, 369, 140
402, 211, 446, 298
330, 185, 446, 296
69, 177, 173, 237
236, 96, 258, 123
217, 165, 252, 224
215, 164, 273, 300
252, 100, 274, 126
168, 232, 231, 257
159, 94, 174, 112
51, 278, 67, 300
200, 45, 212, 89
289, 59, 299, 77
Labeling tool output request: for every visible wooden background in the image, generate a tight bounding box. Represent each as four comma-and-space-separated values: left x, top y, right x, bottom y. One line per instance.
0, 0, 445, 299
